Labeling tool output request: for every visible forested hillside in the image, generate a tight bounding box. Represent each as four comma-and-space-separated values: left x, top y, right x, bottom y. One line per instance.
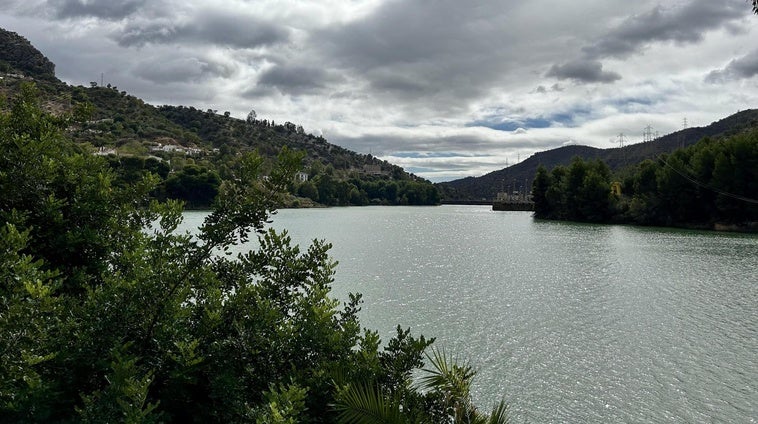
531, 132, 758, 230
441, 110, 758, 201
0, 27, 439, 207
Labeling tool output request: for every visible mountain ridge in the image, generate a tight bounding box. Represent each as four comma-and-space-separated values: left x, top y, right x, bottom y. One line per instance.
0, 26, 439, 207
439, 109, 758, 200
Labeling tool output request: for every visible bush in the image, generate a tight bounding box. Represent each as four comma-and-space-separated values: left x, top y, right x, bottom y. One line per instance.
1, 84, 507, 423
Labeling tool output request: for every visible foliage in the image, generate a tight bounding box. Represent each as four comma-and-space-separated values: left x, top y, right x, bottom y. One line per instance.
531, 157, 616, 222
0, 84, 502, 422
333, 347, 509, 424
163, 164, 221, 208
532, 133, 758, 227
155, 106, 440, 207
60, 95, 441, 208
294, 176, 440, 207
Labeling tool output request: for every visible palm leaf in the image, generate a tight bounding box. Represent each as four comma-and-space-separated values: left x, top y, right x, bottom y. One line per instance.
333, 383, 408, 424
486, 400, 509, 424
420, 347, 476, 401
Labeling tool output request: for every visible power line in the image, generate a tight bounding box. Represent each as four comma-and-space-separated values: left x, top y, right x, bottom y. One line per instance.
660, 156, 758, 204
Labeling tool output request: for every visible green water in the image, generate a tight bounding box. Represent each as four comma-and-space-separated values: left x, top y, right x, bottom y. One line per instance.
181, 205, 757, 423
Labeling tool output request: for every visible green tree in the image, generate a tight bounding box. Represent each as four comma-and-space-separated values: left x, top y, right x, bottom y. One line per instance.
626, 159, 662, 224
164, 164, 221, 207
334, 348, 509, 424
0, 82, 136, 294
0, 82, 507, 423
531, 165, 551, 218
297, 180, 319, 202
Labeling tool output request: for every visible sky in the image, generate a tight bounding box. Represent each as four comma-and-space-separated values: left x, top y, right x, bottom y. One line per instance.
1, 0, 756, 182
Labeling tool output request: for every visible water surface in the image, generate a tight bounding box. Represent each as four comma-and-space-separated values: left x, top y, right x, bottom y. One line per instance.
181, 205, 757, 423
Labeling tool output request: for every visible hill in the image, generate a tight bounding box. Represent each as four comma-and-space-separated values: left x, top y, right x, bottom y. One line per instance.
440, 109, 758, 201
0, 27, 438, 206
0, 28, 57, 81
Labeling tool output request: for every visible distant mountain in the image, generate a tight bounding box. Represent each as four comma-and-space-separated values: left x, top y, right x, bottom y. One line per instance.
440, 109, 758, 201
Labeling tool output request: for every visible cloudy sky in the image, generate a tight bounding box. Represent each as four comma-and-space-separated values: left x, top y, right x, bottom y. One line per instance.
1, 0, 756, 181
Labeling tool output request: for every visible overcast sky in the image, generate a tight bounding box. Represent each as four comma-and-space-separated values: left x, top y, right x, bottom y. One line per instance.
1, 0, 756, 181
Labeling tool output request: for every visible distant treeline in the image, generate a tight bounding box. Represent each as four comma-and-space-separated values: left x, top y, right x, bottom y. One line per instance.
292, 174, 440, 207
532, 130, 758, 228
105, 154, 440, 208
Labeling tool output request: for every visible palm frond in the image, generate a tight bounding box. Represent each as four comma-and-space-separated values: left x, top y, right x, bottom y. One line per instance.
486, 400, 509, 424
333, 383, 408, 424
420, 347, 476, 400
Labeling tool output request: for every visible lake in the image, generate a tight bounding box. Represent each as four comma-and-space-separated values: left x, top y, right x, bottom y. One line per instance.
181, 205, 757, 423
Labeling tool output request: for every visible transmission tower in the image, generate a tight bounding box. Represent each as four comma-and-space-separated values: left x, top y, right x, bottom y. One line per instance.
642, 125, 655, 143
616, 133, 627, 148
679, 117, 688, 148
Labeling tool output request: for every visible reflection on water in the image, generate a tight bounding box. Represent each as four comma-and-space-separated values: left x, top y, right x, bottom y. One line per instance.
180, 206, 758, 423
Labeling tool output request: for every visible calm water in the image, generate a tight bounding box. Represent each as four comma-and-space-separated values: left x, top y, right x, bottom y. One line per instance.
181, 205, 758, 423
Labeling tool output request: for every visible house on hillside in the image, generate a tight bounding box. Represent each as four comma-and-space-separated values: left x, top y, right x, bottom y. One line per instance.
150, 143, 202, 156
295, 171, 309, 182
93, 146, 117, 156
362, 164, 388, 176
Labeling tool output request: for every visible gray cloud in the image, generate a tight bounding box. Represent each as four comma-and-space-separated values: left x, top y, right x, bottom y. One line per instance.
706, 49, 758, 83
332, 132, 545, 158
582, 0, 745, 59
546, 59, 621, 84
50, 0, 145, 20
316, 0, 521, 108
533, 83, 565, 94
133, 55, 235, 84
115, 10, 290, 48
255, 65, 345, 95
2, 0, 756, 182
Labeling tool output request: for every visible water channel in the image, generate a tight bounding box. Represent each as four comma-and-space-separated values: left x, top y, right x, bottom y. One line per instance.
181, 205, 757, 423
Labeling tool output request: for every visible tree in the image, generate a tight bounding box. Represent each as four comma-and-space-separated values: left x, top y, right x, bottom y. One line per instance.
246, 109, 257, 124
531, 165, 551, 218
164, 164, 221, 207
1, 84, 508, 422
334, 347, 509, 424
531, 159, 614, 222
297, 180, 319, 201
